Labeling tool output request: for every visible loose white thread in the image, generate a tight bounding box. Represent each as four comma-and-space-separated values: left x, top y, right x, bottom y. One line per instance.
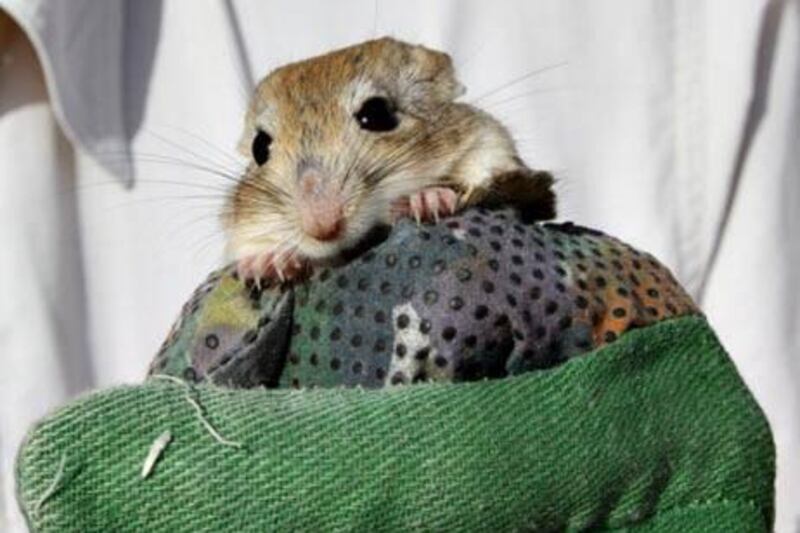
141, 431, 173, 479
33, 452, 67, 516
151, 374, 243, 449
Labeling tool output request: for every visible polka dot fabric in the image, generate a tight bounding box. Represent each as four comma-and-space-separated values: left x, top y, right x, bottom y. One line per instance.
148, 207, 698, 389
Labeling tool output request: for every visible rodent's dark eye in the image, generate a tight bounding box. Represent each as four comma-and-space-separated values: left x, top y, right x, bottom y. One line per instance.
252, 130, 272, 166
354, 97, 399, 132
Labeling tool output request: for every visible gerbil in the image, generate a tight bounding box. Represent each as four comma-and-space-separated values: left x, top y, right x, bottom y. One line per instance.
224, 37, 555, 282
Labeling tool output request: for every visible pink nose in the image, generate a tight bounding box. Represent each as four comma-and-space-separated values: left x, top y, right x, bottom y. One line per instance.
301, 205, 345, 241
297, 172, 345, 241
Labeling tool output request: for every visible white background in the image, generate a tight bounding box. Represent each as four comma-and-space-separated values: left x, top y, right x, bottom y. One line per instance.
1, 0, 798, 530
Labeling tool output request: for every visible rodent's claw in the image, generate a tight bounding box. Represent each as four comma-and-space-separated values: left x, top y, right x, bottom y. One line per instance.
236, 250, 309, 286
394, 187, 459, 224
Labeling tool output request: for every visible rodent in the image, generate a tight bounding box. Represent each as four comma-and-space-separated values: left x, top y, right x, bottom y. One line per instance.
224, 37, 556, 282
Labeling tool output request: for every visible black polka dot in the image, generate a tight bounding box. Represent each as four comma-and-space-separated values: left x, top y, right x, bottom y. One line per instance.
336, 275, 349, 288
511, 255, 524, 265
376, 367, 386, 380
474, 305, 489, 320
352, 361, 363, 374
374, 338, 387, 352
391, 372, 406, 385
575, 295, 588, 309
424, 290, 439, 305
434, 355, 448, 368
494, 314, 509, 327
204, 334, 219, 350
330, 328, 342, 341
380, 281, 392, 294
509, 273, 522, 285
647, 288, 660, 298
457, 268, 472, 282
183, 367, 199, 382
415, 347, 430, 360
532, 268, 544, 280
331, 357, 341, 370
310, 326, 320, 340
506, 294, 518, 307
464, 335, 477, 348
357, 278, 370, 290
351, 335, 363, 347
559, 315, 573, 330
545, 301, 558, 315
374, 310, 386, 323
395, 343, 407, 357
419, 319, 432, 334
310, 353, 319, 366
488, 259, 500, 272
482, 280, 495, 294
396, 314, 410, 329
612, 307, 626, 318
604, 331, 617, 343
408, 256, 422, 269
442, 326, 457, 341
332, 302, 344, 315
449, 297, 464, 310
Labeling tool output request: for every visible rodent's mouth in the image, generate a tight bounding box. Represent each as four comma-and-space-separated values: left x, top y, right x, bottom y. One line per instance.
299, 221, 391, 263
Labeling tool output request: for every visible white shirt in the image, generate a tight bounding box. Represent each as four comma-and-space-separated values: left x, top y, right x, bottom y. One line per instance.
1, 1, 797, 530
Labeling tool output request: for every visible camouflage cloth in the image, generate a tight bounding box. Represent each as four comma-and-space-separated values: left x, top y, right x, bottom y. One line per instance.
148, 206, 698, 389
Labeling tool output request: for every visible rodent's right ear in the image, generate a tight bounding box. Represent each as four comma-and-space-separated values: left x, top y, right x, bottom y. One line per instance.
374, 38, 465, 109
405, 44, 465, 103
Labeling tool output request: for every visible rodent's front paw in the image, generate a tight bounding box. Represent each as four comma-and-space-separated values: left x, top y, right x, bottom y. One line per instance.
236, 250, 309, 286
391, 187, 459, 224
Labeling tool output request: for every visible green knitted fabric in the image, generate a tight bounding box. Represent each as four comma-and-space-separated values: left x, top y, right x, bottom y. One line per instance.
16, 316, 773, 532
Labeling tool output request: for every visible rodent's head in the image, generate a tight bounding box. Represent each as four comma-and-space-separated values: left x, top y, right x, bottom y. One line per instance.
225, 37, 520, 262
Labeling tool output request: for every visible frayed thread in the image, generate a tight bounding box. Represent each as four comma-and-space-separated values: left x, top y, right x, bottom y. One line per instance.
151, 374, 243, 449
141, 430, 173, 479
33, 452, 66, 516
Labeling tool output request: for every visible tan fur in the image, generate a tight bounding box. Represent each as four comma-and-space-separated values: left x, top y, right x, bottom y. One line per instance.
224, 37, 554, 264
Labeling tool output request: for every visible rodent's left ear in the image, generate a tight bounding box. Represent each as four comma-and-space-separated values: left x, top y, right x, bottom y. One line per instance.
406, 44, 465, 103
